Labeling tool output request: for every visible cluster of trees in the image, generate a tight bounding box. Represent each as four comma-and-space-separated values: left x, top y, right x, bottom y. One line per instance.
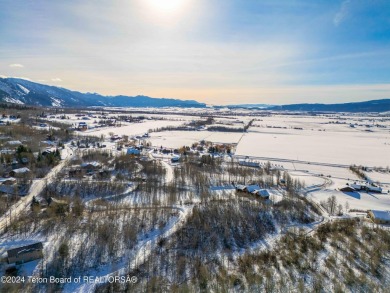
320, 195, 347, 216
41, 179, 127, 199
105, 217, 390, 293
349, 165, 368, 180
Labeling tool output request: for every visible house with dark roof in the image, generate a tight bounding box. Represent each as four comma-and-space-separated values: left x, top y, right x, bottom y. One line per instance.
7, 242, 43, 264
80, 161, 101, 173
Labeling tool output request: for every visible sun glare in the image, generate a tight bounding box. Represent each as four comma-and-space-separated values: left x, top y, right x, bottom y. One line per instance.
145, 0, 187, 14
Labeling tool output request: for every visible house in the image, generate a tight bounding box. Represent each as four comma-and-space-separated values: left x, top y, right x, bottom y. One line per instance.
339, 186, 356, 192
0, 177, 16, 185
41, 149, 53, 156
0, 184, 28, 196
369, 210, 390, 224
350, 182, 364, 190
252, 189, 270, 199
68, 168, 84, 178
7, 242, 43, 264
235, 184, 246, 192
366, 184, 382, 193
7, 140, 22, 146
127, 147, 141, 156
235, 184, 269, 199
47, 197, 69, 206
80, 161, 101, 172
9, 167, 30, 177
245, 185, 261, 193
78, 122, 88, 131
0, 149, 14, 155
31, 196, 48, 208
239, 160, 260, 168
171, 156, 180, 163
350, 182, 382, 193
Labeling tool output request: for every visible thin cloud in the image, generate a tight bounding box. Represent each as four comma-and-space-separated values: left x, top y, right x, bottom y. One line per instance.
334, 0, 351, 26
13, 76, 31, 81
9, 63, 24, 68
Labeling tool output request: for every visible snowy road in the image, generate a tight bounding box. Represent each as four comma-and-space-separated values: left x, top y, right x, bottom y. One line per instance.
65, 205, 193, 293
0, 146, 74, 234
148, 151, 174, 184
161, 160, 174, 184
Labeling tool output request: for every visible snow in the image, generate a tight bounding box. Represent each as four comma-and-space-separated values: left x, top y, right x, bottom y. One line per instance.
0, 146, 74, 233
50, 97, 63, 107
3, 96, 24, 105
7, 140, 22, 145
79, 120, 184, 138
236, 115, 390, 168
63, 205, 193, 293
160, 160, 174, 184
308, 189, 390, 211
17, 84, 30, 94
365, 171, 390, 184
288, 170, 327, 187
148, 131, 243, 148
236, 128, 389, 167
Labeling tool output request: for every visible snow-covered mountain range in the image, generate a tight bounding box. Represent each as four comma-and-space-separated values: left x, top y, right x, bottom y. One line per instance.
0, 77, 206, 108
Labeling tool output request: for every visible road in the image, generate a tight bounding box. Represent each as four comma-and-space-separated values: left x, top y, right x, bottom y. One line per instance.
0, 146, 74, 233
65, 205, 192, 293
233, 154, 356, 169
148, 151, 175, 184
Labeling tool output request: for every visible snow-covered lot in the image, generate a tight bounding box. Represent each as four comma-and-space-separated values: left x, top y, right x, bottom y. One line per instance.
80, 120, 184, 137
309, 189, 390, 211
236, 128, 389, 167
148, 130, 243, 148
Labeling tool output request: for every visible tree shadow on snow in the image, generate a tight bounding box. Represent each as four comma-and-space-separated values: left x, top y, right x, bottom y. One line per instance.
366, 192, 379, 199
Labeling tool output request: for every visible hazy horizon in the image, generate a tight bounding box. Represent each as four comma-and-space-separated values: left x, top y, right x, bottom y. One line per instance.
1, 0, 390, 104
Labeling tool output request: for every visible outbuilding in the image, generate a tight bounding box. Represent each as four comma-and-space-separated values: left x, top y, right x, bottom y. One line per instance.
7, 242, 43, 264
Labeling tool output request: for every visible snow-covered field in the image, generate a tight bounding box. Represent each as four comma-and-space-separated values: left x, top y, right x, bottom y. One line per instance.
308, 189, 390, 211
148, 131, 244, 148
235, 128, 389, 167
80, 120, 184, 138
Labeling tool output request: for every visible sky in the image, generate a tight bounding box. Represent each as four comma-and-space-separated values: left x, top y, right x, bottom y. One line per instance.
1, 0, 390, 105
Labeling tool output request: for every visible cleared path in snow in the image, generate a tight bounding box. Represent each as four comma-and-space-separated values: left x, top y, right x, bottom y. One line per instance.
0, 146, 74, 234
65, 205, 193, 293
161, 160, 174, 184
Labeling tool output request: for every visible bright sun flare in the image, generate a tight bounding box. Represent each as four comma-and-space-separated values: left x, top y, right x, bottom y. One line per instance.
145, 0, 186, 14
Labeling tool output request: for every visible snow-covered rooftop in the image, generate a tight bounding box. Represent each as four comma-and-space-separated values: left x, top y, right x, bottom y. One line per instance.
371, 210, 390, 221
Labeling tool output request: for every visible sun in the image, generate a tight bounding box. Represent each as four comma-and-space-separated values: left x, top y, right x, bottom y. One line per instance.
145, 0, 187, 14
